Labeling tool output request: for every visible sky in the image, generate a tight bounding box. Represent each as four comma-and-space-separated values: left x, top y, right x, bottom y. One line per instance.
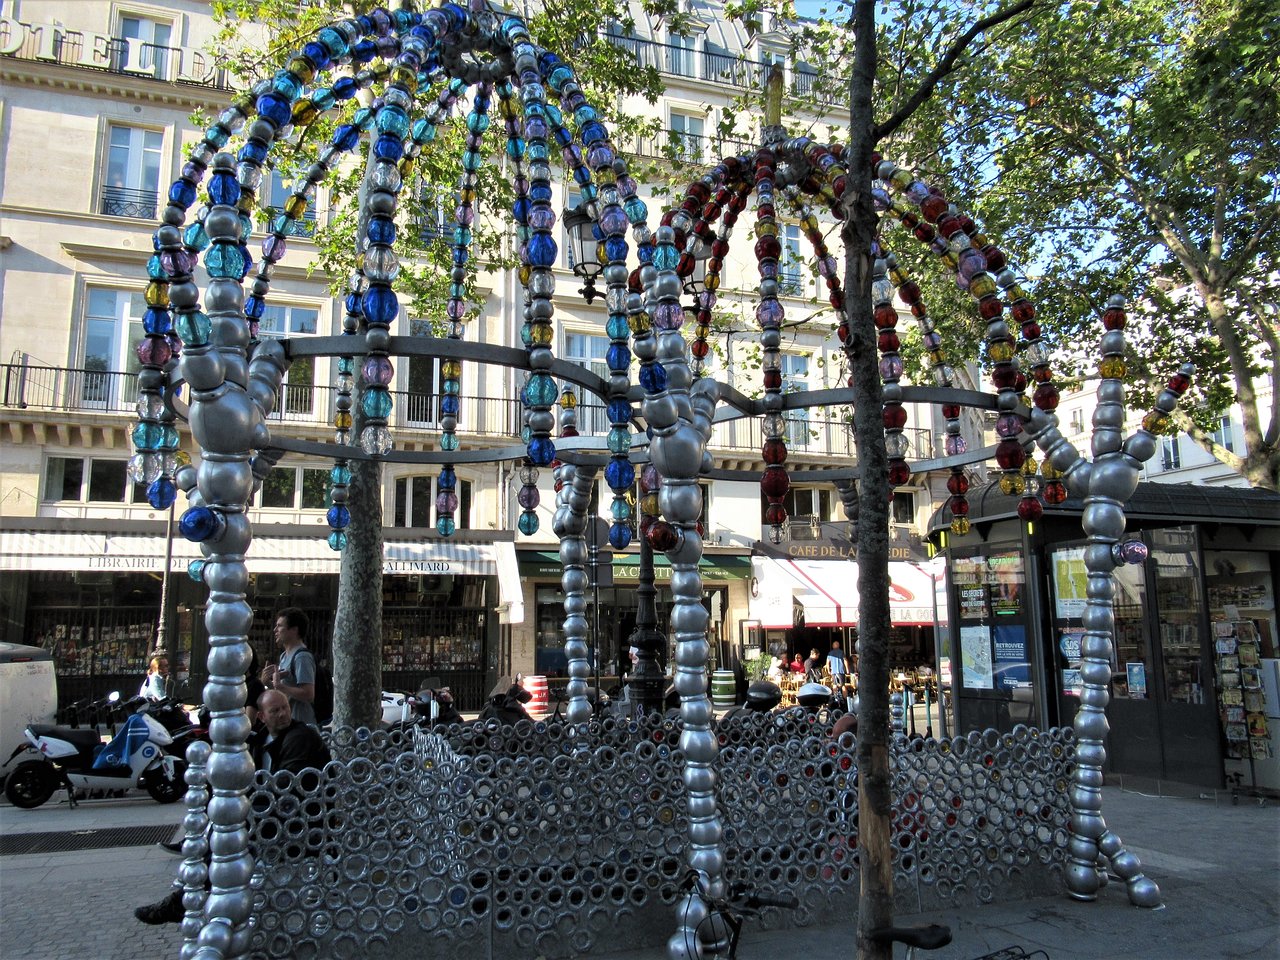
790, 0, 848, 21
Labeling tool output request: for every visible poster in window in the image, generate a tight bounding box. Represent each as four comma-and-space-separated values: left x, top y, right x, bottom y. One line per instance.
1126, 662, 1148, 699
954, 557, 988, 619
992, 624, 1030, 689
988, 552, 1024, 616
1052, 546, 1088, 619
1059, 630, 1083, 662
1062, 668, 1083, 697
961, 625, 993, 689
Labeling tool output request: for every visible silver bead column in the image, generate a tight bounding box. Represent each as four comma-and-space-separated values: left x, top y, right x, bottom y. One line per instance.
180, 740, 212, 959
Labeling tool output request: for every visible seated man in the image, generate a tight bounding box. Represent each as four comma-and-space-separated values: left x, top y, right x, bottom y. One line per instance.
135, 691, 331, 925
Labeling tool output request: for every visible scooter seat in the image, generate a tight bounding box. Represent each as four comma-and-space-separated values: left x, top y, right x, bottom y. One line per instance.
29, 725, 102, 751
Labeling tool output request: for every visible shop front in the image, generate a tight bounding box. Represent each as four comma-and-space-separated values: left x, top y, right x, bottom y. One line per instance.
0, 520, 523, 711
932, 481, 1280, 792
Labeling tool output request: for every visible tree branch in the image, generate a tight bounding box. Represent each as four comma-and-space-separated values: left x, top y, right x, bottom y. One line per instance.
874, 0, 1038, 142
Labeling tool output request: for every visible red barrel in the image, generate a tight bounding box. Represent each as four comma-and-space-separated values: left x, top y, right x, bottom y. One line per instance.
523, 675, 549, 719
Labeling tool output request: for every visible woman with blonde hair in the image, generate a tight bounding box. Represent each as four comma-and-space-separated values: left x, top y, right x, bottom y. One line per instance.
140, 655, 169, 700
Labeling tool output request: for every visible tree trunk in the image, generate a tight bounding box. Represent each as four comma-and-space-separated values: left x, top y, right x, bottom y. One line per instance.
331, 383, 384, 730
846, 3, 894, 958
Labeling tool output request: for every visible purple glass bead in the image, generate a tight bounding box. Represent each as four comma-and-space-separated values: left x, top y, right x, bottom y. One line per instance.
517, 484, 540, 509
136, 337, 172, 366
514, 175, 530, 195
447, 299, 467, 320
362, 356, 395, 386
878, 355, 905, 380
930, 236, 950, 256
262, 235, 287, 262
818, 256, 838, 279
588, 146, 614, 168
524, 118, 547, 140
436, 490, 459, 513
756, 298, 784, 327
872, 188, 891, 211
698, 291, 717, 310
995, 413, 1024, 438
455, 205, 475, 226
944, 435, 968, 456
599, 207, 626, 235
528, 207, 556, 230
957, 248, 986, 281
906, 180, 931, 203
654, 303, 685, 330
181, 162, 206, 183
759, 260, 778, 278
617, 175, 638, 198
641, 463, 660, 492
375, 35, 398, 57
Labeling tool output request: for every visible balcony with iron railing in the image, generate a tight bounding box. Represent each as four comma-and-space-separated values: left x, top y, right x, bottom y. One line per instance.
100, 185, 161, 220
601, 33, 823, 99
0, 23, 231, 90
4, 363, 933, 463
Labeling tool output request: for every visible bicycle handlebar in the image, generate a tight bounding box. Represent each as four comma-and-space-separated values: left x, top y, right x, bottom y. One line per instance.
743, 892, 800, 910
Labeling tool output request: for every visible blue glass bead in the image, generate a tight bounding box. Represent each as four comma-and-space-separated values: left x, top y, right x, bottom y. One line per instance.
610, 522, 634, 550
637, 242, 654, 263
367, 216, 396, 245
606, 315, 629, 340
362, 286, 400, 323
333, 124, 360, 152
207, 172, 240, 206
404, 11, 426, 33
179, 506, 223, 542
143, 309, 172, 336
330, 464, 352, 485
376, 105, 409, 137
512, 197, 530, 223
256, 93, 292, 128
168, 180, 197, 208
639, 362, 667, 392
440, 394, 460, 416
328, 531, 348, 551
452, 247, 469, 267
273, 69, 302, 99
244, 295, 265, 319
440, 433, 459, 451
606, 344, 631, 372
607, 399, 632, 424
344, 292, 361, 315
186, 559, 206, 583
529, 183, 552, 203
442, 3, 467, 29
360, 388, 394, 419
527, 233, 557, 267
554, 126, 573, 147
652, 245, 679, 271
175, 310, 211, 345
351, 39, 377, 63
607, 427, 631, 454
528, 438, 555, 466
435, 516, 456, 537
317, 27, 349, 60
332, 77, 357, 101
605, 458, 635, 490
624, 198, 648, 222
183, 222, 209, 251
237, 244, 253, 278
452, 226, 472, 246
303, 42, 332, 72
374, 134, 403, 161
573, 165, 592, 185
238, 141, 268, 164
518, 511, 539, 535
205, 125, 229, 148
338, 357, 355, 375
580, 121, 607, 144
147, 477, 177, 509
326, 505, 351, 529
581, 184, 598, 203
146, 255, 166, 281
526, 373, 558, 406
438, 466, 457, 490
605, 237, 629, 262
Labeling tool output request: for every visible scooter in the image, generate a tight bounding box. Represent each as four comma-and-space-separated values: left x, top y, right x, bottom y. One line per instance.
3, 692, 185, 809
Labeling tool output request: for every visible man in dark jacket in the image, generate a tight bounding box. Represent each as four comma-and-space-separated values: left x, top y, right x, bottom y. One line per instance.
251, 690, 331, 773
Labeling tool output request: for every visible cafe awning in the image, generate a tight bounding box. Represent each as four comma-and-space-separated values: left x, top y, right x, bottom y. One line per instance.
749, 556, 939, 628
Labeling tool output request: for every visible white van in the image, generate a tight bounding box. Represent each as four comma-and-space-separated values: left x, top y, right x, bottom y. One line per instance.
0, 642, 57, 787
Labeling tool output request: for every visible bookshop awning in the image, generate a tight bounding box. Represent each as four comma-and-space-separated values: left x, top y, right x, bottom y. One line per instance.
0, 529, 524, 624
749, 556, 939, 628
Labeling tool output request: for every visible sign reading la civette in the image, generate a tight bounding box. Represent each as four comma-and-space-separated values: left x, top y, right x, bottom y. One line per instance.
0, 17, 220, 85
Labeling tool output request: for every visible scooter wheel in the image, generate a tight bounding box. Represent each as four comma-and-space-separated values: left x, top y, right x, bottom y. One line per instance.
4, 761, 57, 809
145, 761, 186, 804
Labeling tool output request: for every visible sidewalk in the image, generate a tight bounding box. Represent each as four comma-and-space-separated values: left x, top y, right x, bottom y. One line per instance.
1, 786, 1275, 960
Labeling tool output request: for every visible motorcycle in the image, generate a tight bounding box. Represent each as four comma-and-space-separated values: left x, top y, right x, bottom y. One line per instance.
3, 692, 186, 809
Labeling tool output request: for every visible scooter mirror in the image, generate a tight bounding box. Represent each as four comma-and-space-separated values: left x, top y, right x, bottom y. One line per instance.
108, 691, 121, 702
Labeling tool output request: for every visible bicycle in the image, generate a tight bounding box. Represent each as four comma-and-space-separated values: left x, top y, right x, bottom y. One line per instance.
677, 870, 799, 958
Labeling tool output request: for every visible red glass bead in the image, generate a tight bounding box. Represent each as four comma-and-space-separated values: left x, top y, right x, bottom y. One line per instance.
712, 239, 730, 258
920, 196, 948, 222
763, 369, 782, 390
947, 473, 969, 495
991, 365, 1019, 389
628, 268, 644, 292
869, 151, 882, 168
1010, 300, 1036, 323
639, 515, 655, 537
898, 281, 921, 304
956, 215, 976, 235
949, 496, 970, 516
837, 323, 850, 342
942, 404, 961, 419
1168, 372, 1191, 393
900, 212, 920, 229
981, 245, 1006, 271
755, 236, 781, 260
874, 305, 898, 328
1021, 322, 1041, 340
761, 466, 790, 498
1033, 383, 1060, 410
681, 198, 700, 214
1031, 366, 1053, 383
1017, 497, 1043, 521
764, 503, 788, 526
677, 252, 695, 277
756, 203, 776, 220
887, 459, 911, 485
646, 520, 680, 552
690, 339, 709, 358
802, 176, 821, 193
995, 439, 1026, 469
878, 331, 900, 353
883, 404, 907, 429
1014, 372, 1028, 393
910, 303, 927, 318
831, 175, 847, 196
660, 211, 675, 227
830, 291, 845, 310
913, 224, 936, 243
689, 181, 710, 202
978, 296, 1003, 319
937, 215, 962, 238
762, 438, 787, 465
1043, 480, 1068, 504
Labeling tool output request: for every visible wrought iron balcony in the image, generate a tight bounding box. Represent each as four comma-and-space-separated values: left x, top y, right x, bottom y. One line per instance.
100, 185, 159, 220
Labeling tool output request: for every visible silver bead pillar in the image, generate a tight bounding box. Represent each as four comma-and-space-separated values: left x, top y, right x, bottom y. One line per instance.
179, 740, 212, 959
552, 457, 597, 724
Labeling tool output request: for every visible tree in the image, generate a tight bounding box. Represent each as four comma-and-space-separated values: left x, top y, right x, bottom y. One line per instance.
945, 0, 1279, 488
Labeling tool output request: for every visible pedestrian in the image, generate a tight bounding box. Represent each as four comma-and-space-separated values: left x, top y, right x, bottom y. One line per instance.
804, 647, 823, 682
790, 653, 805, 674
260, 607, 318, 728
139, 655, 169, 700
827, 640, 847, 687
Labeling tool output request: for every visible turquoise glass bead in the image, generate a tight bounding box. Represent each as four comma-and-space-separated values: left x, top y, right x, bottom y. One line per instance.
652, 244, 679, 271
175, 311, 211, 345
360, 388, 394, 419
327, 531, 348, 550
376, 105, 409, 137
183, 222, 209, 251
440, 434, 459, 451
330, 464, 352, 484
518, 511, 539, 535
607, 427, 631, 454
526, 372, 558, 406
204, 244, 245, 279
132, 422, 162, 450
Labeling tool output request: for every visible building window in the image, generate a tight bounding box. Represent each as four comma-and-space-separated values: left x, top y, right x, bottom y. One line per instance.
794, 61, 818, 96
117, 15, 172, 78
1211, 416, 1234, 453
1069, 408, 1086, 435
404, 319, 442, 425
103, 124, 163, 219
415, 182, 452, 244
264, 166, 317, 237
258, 466, 329, 509
81, 288, 145, 408
43, 456, 143, 504
780, 225, 804, 295
1161, 436, 1181, 471
892, 491, 915, 525
393, 475, 472, 529
669, 111, 705, 163
564, 332, 611, 435
765, 486, 831, 526
667, 33, 695, 76
781, 353, 810, 448
258, 305, 320, 416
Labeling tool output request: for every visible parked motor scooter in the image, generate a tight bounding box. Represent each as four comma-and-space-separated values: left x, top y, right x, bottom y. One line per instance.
3, 692, 185, 809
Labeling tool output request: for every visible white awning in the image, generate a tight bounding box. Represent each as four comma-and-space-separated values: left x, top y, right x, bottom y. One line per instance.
750, 556, 940, 628
0, 529, 524, 624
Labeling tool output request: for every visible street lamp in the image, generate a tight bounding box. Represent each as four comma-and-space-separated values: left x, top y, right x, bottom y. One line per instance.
562, 201, 603, 304
681, 234, 711, 296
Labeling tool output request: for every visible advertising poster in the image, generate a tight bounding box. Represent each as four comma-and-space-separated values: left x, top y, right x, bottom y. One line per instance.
1059, 630, 1083, 661
954, 557, 988, 619
1062, 668, 1083, 697
1126, 662, 1148, 698
961, 625, 993, 689
988, 551, 1024, 616
992, 624, 1030, 689
1052, 546, 1088, 619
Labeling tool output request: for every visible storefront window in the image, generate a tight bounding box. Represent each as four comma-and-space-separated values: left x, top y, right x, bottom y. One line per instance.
1151, 527, 1206, 704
